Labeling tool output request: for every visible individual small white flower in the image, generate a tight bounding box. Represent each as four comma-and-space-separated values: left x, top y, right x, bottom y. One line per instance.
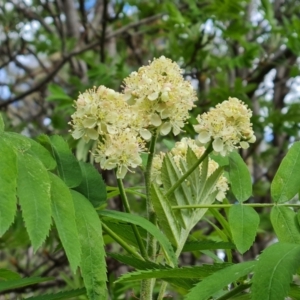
194, 97, 256, 156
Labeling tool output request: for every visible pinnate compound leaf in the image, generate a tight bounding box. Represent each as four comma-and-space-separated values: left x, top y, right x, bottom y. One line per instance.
23, 288, 86, 300
271, 142, 300, 203
252, 242, 300, 300
151, 183, 180, 247
185, 261, 256, 300
228, 204, 260, 254
270, 206, 300, 244
71, 190, 107, 300
0, 138, 17, 236
99, 210, 177, 267
49, 173, 81, 273
229, 152, 252, 202
17, 153, 52, 251
0, 276, 53, 292
39, 135, 82, 188
75, 162, 107, 208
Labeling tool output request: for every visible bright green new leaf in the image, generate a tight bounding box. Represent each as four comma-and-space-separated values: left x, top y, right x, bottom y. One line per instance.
270, 206, 300, 244
17, 153, 52, 251
0, 138, 17, 237
151, 183, 181, 247
24, 288, 86, 300
0, 269, 21, 280
49, 173, 81, 273
228, 204, 260, 254
0, 114, 4, 132
252, 242, 300, 300
0, 276, 54, 292
71, 190, 107, 300
99, 210, 177, 267
229, 152, 252, 202
75, 162, 107, 208
185, 261, 256, 300
39, 135, 82, 188
271, 142, 300, 203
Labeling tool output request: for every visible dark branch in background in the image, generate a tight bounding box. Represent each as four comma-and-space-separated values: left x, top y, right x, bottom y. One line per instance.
0, 13, 163, 109
100, 0, 109, 62
246, 48, 295, 98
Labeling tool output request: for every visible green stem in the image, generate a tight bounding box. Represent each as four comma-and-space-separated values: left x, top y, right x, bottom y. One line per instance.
117, 178, 148, 259
172, 203, 300, 210
216, 283, 251, 300
102, 222, 143, 260
157, 281, 168, 300
165, 141, 213, 197
141, 132, 158, 300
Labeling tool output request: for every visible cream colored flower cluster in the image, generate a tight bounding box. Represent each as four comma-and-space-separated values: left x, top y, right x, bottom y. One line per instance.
194, 97, 256, 156
123, 56, 197, 136
152, 138, 228, 201
70, 57, 197, 178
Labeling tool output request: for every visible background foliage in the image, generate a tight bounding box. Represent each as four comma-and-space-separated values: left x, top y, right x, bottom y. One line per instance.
1, 0, 300, 299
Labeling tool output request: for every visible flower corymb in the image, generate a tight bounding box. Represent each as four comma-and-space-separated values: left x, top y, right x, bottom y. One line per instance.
123, 56, 197, 137
194, 97, 256, 156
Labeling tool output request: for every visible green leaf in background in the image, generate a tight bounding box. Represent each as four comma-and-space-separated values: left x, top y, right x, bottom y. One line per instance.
74, 161, 107, 208
251, 242, 300, 300
270, 206, 300, 244
0, 276, 54, 292
39, 135, 82, 188
229, 152, 252, 202
49, 173, 81, 273
0, 269, 21, 281
17, 153, 52, 251
185, 261, 256, 300
228, 204, 260, 254
182, 241, 235, 252
271, 142, 300, 203
23, 288, 86, 300
0, 138, 17, 237
0, 114, 4, 132
99, 210, 177, 267
151, 183, 181, 247
71, 190, 107, 300
27, 138, 57, 170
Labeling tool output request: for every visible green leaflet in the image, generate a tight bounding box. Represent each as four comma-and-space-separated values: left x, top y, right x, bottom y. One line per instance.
74, 161, 107, 208
0, 276, 54, 292
271, 142, 300, 203
0, 137, 17, 237
228, 204, 260, 254
151, 183, 181, 247
270, 206, 300, 244
186, 147, 201, 200
116, 264, 233, 282
185, 261, 256, 300
251, 242, 300, 300
23, 288, 86, 300
17, 153, 52, 251
38, 135, 82, 188
182, 241, 235, 252
49, 173, 81, 273
0, 269, 21, 280
229, 152, 252, 202
161, 154, 192, 228
71, 190, 107, 300
99, 210, 177, 267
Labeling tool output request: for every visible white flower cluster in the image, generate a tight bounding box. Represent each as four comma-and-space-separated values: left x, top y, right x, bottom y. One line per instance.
123, 56, 197, 136
194, 97, 256, 156
152, 138, 228, 201
70, 57, 196, 178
